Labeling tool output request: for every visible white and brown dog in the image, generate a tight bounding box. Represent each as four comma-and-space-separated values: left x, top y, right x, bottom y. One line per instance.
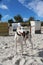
14, 26, 29, 41
14, 26, 29, 55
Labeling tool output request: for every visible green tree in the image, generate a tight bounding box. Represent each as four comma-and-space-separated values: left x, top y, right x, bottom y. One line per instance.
0, 14, 2, 21
29, 17, 34, 21
14, 15, 23, 22
8, 19, 14, 26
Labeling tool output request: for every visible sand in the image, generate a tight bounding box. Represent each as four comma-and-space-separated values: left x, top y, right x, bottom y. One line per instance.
0, 34, 43, 65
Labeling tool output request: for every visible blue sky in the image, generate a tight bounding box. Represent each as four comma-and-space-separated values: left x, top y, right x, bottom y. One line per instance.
0, 0, 43, 22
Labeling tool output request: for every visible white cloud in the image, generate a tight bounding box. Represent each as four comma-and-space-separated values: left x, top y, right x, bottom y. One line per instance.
23, 18, 28, 21
2, 15, 11, 22
18, 0, 25, 4
3, 0, 10, 2
6, 0, 10, 2
18, 0, 43, 17
2, 15, 13, 21
0, 4, 8, 9
2, 15, 9, 19
27, 0, 43, 17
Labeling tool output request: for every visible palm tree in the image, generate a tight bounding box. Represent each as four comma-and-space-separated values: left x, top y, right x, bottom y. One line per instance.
29, 17, 34, 21
0, 14, 2, 21
14, 15, 23, 22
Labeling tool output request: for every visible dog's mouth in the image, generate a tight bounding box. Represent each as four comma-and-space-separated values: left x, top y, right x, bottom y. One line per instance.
22, 31, 29, 38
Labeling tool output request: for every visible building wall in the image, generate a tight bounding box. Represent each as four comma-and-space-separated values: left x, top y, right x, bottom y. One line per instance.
35, 21, 41, 30
0, 23, 9, 36
30, 21, 41, 34
30, 21, 35, 34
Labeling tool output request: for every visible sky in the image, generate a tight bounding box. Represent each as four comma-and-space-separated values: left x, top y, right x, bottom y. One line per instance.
0, 0, 43, 22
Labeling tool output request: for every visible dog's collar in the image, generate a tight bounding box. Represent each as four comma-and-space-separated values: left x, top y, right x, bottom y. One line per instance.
17, 32, 21, 36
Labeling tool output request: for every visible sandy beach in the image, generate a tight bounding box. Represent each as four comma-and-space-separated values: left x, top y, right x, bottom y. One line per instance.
0, 34, 43, 65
